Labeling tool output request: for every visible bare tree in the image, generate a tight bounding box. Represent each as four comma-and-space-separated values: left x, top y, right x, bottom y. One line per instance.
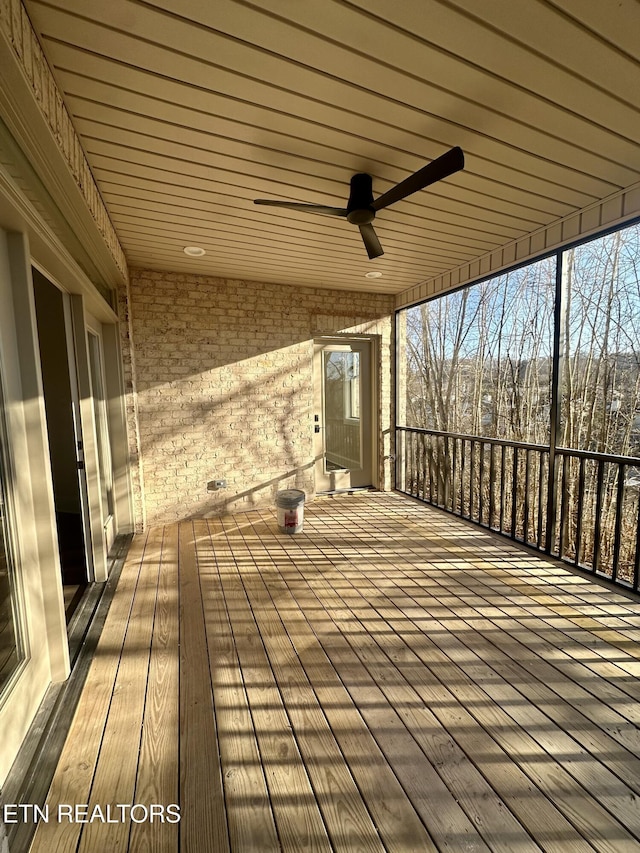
402, 222, 640, 580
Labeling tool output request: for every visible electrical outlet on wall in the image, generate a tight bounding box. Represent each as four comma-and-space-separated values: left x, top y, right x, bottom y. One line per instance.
207, 479, 227, 491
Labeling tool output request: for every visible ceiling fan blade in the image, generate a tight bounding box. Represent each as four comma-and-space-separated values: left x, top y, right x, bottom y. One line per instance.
359, 223, 384, 259
371, 146, 464, 212
254, 200, 347, 217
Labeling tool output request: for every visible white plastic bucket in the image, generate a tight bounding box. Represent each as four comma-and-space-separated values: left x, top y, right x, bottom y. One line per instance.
276, 489, 305, 534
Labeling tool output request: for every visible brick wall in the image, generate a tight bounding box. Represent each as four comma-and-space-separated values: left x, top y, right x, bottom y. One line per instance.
123, 269, 394, 527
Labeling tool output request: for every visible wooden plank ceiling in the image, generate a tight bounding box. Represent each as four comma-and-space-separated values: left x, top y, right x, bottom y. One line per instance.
23, 0, 640, 294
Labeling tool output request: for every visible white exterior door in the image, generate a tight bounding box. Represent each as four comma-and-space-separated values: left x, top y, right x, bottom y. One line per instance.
314, 338, 375, 491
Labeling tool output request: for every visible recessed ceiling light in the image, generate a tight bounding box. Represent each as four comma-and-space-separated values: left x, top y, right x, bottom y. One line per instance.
365, 271, 383, 279
183, 246, 206, 257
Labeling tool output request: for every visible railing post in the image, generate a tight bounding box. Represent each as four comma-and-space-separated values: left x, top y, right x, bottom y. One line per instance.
546, 250, 565, 553
634, 496, 640, 593
394, 310, 406, 492
395, 428, 404, 492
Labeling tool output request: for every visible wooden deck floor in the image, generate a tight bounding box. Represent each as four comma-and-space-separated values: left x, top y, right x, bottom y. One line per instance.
29, 491, 640, 852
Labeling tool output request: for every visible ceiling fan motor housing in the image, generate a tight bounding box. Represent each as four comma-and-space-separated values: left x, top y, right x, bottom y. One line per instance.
346, 173, 375, 224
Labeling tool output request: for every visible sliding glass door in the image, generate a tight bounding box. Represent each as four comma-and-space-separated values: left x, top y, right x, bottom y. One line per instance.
0, 374, 26, 698
87, 330, 116, 553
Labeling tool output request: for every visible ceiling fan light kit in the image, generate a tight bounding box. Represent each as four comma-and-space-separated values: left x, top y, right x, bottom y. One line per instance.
254, 146, 464, 260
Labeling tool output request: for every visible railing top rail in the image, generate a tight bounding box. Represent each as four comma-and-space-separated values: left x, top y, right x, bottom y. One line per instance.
396, 425, 548, 453
396, 425, 640, 467
555, 446, 640, 466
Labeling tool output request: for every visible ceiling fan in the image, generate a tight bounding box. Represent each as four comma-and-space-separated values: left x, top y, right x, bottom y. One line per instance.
254, 146, 464, 260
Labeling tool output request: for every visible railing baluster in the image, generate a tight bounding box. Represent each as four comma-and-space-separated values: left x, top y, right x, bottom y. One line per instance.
433, 435, 439, 505
489, 443, 496, 529
452, 436, 458, 513
559, 454, 569, 559
500, 445, 506, 533
536, 451, 545, 549
593, 459, 605, 575
634, 492, 640, 593
612, 462, 625, 584
423, 435, 433, 503
444, 436, 451, 510
433, 435, 438, 505
437, 434, 442, 505
523, 449, 531, 545
479, 441, 485, 525
470, 440, 476, 521
460, 438, 466, 517
511, 446, 519, 537
409, 433, 418, 495
440, 435, 445, 506
575, 457, 586, 566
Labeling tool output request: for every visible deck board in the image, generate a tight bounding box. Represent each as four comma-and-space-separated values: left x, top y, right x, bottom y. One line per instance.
130, 525, 179, 853
224, 516, 422, 853
29, 529, 149, 853
195, 520, 281, 853
234, 517, 437, 853
179, 521, 229, 853
220, 564, 388, 848
212, 516, 333, 853
28, 492, 640, 852
77, 526, 163, 853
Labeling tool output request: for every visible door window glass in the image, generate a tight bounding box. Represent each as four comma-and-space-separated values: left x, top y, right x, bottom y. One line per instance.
88, 332, 114, 525
323, 350, 362, 470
